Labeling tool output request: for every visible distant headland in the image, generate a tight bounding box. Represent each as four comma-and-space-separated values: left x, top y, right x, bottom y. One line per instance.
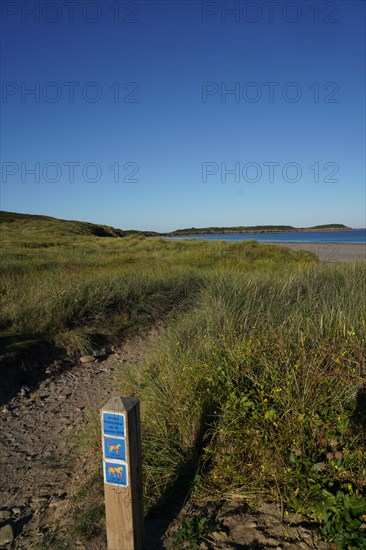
166, 224, 351, 236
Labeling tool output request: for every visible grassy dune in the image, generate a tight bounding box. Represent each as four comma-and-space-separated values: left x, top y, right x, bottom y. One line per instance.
0, 213, 315, 356
1, 213, 365, 547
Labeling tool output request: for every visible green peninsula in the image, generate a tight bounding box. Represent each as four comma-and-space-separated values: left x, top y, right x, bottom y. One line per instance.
168, 224, 351, 236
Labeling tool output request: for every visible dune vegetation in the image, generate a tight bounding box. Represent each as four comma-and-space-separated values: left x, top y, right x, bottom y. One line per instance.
130, 264, 366, 548
1, 212, 365, 548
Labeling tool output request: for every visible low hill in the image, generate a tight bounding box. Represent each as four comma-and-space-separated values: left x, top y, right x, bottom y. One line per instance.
0, 211, 158, 241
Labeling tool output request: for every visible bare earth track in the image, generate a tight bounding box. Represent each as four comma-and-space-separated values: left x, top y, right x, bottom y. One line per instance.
0, 329, 160, 549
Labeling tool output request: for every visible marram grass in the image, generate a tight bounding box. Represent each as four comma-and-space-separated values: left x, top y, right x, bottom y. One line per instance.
122, 262, 366, 547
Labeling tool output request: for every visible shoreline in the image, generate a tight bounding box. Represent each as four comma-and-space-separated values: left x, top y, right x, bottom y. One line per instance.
266, 242, 366, 263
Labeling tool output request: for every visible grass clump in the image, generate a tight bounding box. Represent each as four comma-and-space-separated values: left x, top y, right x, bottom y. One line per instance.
71, 503, 105, 539
170, 514, 226, 549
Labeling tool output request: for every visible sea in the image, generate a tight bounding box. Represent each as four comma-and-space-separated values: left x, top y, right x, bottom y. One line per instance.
170, 229, 366, 244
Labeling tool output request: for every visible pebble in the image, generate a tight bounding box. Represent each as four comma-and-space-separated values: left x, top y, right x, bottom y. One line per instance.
39, 394, 49, 399
79, 355, 95, 363
49, 497, 64, 508
31, 496, 50, 504
0, 510, 11, 521
210, 531, 227, 541
0, 522, 14, 545
245, 521, 258, 529
264, 538, 280, 546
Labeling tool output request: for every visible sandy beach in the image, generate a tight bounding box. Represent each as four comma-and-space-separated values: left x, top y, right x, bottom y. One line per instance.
268, 242, 366, 263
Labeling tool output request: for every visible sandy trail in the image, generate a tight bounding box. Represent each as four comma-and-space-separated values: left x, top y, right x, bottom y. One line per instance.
0, 329, 160, 548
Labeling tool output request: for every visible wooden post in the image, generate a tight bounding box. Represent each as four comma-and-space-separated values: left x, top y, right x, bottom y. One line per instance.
101, 396, 143, 550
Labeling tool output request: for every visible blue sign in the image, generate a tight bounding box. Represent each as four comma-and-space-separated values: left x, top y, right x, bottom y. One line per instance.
103, 412, 125, 437
104, 460, 128, 486
103, 436, 126, 461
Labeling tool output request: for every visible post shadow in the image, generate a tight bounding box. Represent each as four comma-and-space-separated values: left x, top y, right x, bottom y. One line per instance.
143, 402, 218, 549
350, 386, 366, 442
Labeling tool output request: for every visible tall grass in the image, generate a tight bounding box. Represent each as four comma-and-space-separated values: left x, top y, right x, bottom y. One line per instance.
122, 262, 366, 546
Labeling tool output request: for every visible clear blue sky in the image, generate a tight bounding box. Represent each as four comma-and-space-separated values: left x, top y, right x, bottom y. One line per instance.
1, 0, 365, 231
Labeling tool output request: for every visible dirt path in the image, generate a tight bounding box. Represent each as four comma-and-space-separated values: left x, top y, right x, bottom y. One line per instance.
0, 329, 161, 549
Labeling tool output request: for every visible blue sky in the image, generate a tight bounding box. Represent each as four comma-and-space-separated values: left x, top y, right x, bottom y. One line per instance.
1, 0, 365, 231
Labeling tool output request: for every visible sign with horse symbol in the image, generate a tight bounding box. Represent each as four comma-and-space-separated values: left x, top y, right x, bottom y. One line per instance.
104, 460, 128, 486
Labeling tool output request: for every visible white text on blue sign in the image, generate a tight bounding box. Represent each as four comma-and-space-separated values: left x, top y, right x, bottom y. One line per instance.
103, 411, 125, 437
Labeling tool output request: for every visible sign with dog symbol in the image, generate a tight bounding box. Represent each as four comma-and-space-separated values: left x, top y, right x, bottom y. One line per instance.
103, 435, 127, 461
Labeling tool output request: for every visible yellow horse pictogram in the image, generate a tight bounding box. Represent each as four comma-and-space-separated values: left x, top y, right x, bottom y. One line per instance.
108, 466, 123, 477
109, 443, 121, 453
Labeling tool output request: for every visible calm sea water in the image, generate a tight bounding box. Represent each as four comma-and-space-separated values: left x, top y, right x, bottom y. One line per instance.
170, 229, 366, 244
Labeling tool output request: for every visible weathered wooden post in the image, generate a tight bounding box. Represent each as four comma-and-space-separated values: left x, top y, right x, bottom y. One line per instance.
101, 396, 143, 549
